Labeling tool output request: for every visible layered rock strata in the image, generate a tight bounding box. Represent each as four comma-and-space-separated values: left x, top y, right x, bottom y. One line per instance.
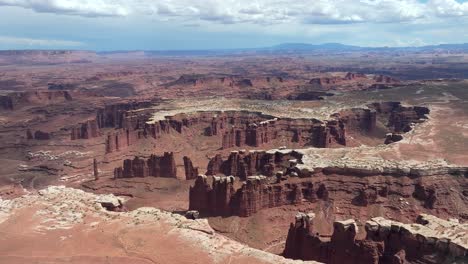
71, 119, 100, 140
206, 150, 302, 179
26, 129, 51, 140
284, 213, 383, 263
0, 90, 72, 110
189, 166, 467, 218
71, 101, 428, 154
283, 213, 467, 264
113, 152, 177, 179
183, 156, 199, 180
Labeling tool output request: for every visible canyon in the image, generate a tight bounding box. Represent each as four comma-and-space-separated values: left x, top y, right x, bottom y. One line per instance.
0, 51, 466, 264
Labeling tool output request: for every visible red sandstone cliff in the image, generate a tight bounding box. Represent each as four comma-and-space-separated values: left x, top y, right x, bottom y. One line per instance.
284, 214, 383, 263
183, 156, 199, 180
284, 213, 467, 264
0, 91, 72, 110
113, 152, 177, 179
71, 119, 100, 140
189, 159, 467, 218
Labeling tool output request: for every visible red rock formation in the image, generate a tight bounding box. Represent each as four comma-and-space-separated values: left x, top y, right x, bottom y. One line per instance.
190, 161, 468, 218
169, 75, 283, 89
96, 101, 153, 129
365, 215, 468, 263
188, 175, 236, 216
26, 129, 33, 139
0, 95, 14, 110
384, 133, 403, 144
205, 150, 301, 179
284, 213, 467, 263
0, 91, 72, 110
369, 102, 429, 133
345, 72, 368, 80
26, 129, 51, 140
82, 103, 428, 154
113, 152, 177, 179
373, 75, 399, 83
183, 156, 199, 180
105, 129, 139, 153
310, 77, 341, 86
33, 130, 51, 140
283, 214, 383, 263
71, 119, 100, 140
334, 108, 376, 134
93, 158, 99, 180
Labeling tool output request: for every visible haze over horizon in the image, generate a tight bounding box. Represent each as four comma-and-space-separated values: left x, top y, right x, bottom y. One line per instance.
1, 0, 468, 50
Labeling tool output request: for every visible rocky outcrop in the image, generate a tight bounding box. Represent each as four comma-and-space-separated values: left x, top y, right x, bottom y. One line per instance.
283, 213, 466, 264
345, 72, 367, 80
147, 111, 347, 150
189, 175, 315, 217
365, 215, 467, 263
113, 152, 177, 179
0, 95, 14, 110
183, 156, 199, 180
284, 213, 383, 263
286, 91, 333, 101
309, 73, 399, 91
71, 119, 100, 140
189, 167, 468, 219
206, 150, 302, 179
384, 133, 403, 144
26, 129, 51, 140
0, 91, 72, 110
310, 77, 341, 86
368, 102, 429, 133
373, 75, 399, 83
86, 102, 428, 154
93, 158, 99, 180
168, 75, 283, 89
96, 101, 153, 129
334, 108, 377, 133
105, 129, 139, 153
96, 195, 125, 212
188, 175, 236, 216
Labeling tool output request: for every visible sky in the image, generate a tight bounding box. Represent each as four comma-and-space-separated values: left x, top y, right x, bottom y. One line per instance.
0, 0, 468, 50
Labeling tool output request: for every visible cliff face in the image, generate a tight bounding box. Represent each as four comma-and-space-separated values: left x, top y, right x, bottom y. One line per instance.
206, 150, 302, 179
188, 175, 236, 216
189, 168, 468, 219
0, 91, 73, 110
284, 213, 467, 264
284, 214, 383, 263
183, 156, 199, 180
169, 75, 283, 89
26, 129, 52, 140
368, 102, 429, 133
70, 119, 100, 140
96, 101, 153, 129
309, 73, 399, 91
113, 152, 177, 179
76, 102, 429, 156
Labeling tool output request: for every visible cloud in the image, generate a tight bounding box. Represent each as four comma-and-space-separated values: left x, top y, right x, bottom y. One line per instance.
428, 0, 468, 17
0, 0, 467, 25
0, 35, 84, 47
0, 0, 129, 17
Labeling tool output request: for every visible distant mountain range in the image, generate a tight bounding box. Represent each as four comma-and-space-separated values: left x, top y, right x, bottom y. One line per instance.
267, 42, 468, 52
2, 43, 468, 59
106, 42, 468, 56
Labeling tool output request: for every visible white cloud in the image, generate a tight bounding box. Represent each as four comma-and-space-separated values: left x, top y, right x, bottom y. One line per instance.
0, 0, 129, 17
0, 0, 467, 25
428, 0, 468, 17
0, 35, 84, 47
